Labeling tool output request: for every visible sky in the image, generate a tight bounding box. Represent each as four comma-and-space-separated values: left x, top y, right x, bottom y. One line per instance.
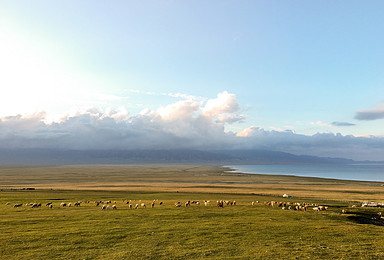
0, 1, 384, 161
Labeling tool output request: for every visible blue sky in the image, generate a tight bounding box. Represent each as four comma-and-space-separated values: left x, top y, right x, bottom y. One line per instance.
0, 1, 384, 160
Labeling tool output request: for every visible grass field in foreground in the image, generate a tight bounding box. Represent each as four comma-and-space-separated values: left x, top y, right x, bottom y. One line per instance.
1, 165, 384, 259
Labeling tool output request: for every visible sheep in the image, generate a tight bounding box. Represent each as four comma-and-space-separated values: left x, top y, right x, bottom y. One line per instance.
101, 204, 107, 210
60, 203, 67, 207
159, 201, 163, 205
196, 201, 200, 206
68, 203, 72, 207
252, 201, 255, 206
46, 202, 52, 207
151, 201, 155, 208
49, 204, 53, 208
141, 203, 146, 208
31, 203, 40, 208
74, 202, 81, 207
204, 200, 208, 206
217, 201, 224, 208
313, 207, 320, 212
6, 202, 11, 205
112, 205, 117, 210
14, 203, 23, 208
175, 202, 181, 207
185, 201, 190, 207
135, 204, 139, 209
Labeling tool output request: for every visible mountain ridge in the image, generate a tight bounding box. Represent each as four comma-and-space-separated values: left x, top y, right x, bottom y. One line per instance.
0, 148, 380, 166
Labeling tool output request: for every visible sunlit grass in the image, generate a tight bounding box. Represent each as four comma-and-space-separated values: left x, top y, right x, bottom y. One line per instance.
1, 165, 384, 259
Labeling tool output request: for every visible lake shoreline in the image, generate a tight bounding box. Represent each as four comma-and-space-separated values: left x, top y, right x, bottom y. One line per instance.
225, 164, 384, 183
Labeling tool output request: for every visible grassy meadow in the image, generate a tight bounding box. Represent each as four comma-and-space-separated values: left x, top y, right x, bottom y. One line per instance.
1, 165, 384, 259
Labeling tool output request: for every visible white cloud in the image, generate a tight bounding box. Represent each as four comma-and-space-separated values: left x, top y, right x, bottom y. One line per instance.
203, 91, 240, 118
310, 121, 333, 127
157, 100, 202, 121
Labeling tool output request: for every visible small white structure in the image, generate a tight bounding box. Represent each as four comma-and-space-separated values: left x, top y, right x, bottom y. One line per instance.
283, 194, 292, 198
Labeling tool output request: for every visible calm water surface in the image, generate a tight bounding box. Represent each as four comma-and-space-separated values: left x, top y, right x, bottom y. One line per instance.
227, 164, 384, 182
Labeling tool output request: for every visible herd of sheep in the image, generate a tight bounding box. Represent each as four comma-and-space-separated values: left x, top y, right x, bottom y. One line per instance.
252, 200, 328, 212
5, 199, 330, 213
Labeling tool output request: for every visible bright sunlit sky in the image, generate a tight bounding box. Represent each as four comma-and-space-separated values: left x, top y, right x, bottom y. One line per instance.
1, 1, 384, 139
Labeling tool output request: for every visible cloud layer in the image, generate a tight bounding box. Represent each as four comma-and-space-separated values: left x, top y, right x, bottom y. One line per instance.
0, 91, 383, 161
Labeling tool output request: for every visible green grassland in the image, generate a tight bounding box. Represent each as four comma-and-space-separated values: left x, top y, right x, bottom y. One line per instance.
1, 165, 384, 259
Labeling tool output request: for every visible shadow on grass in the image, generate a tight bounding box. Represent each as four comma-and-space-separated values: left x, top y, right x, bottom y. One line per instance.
347, 212, 384, 226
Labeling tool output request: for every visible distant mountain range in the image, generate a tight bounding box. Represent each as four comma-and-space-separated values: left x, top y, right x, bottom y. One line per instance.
0, 148, 381, 166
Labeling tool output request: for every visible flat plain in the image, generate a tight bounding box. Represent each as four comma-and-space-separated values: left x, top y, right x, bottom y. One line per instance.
1, 164, 384, 259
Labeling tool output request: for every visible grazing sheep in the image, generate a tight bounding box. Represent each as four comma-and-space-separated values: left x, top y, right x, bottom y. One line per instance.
252, 201, 255, 206
159, 201, 163, 205
6, 202, 11, 205
129, 204, 132, 209
185, 201, 190, 207
196, 201, 200, 206
313, 207, 320, 212
68, 203, 72, 207
217, 201, 224, 208
135, 204, 139, 209
151, 201, 155, 208
49, 204, 53, 208
31, 203, 40, 208
141, 203, 146, 208
74, 202, 81, 207
101, 204, 107, 210
112, 205, 117, 210
204, 201, 208, 206
60, 203, 67, 207
46, 202, 52, 207
175, 202, 182, 207
14, 203, 23, 208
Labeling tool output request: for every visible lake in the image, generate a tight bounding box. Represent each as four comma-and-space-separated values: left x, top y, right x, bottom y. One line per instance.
227, 164, 384, 182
